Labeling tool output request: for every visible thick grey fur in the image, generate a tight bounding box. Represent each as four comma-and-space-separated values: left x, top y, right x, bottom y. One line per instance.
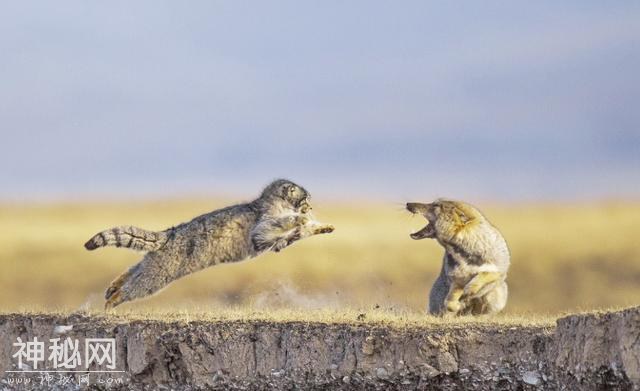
84, 179, 334, 309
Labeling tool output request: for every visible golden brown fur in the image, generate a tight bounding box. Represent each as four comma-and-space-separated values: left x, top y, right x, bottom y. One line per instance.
407, 199, 510, 316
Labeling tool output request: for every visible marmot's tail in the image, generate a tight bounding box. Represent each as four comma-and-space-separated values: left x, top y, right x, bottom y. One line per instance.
84, 226, 168, 252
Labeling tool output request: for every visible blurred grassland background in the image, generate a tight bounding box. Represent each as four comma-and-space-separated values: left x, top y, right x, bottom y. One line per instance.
2, 2, 639, 319
1, 199, 638, 315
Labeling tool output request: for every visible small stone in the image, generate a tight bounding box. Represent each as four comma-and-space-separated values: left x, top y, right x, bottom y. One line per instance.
376, 367, 389, 379
459, 368, 470, 375
436, 351, 458, 373
422, 363, 440, 378
362, 336, 375, 355
522, 370, 541, 386
329, 364, 338, 370
53, 325, 73, 334
342, 376, 350, 384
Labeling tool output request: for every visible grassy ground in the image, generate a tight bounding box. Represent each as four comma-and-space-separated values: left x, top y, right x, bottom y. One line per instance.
2, 306, 559, 328
1, 199, 639, 316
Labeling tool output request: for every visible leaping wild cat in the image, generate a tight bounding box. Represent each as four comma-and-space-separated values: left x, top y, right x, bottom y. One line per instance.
85, 179, 334, 309
407, 199, 510, 316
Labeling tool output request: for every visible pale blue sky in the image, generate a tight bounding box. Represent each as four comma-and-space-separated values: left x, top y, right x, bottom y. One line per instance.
1, 2, 639, 201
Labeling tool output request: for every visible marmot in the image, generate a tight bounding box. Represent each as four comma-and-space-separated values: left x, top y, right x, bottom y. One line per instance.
407, 199, 509, 315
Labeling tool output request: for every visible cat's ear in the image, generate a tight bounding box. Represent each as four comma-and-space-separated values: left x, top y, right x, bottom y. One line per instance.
281, 183, 295, 197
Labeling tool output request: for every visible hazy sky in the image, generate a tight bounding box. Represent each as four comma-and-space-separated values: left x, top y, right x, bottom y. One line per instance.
1, 2, 639, 201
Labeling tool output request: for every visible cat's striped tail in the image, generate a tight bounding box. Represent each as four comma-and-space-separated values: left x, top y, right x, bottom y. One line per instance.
84, 226, 169, 252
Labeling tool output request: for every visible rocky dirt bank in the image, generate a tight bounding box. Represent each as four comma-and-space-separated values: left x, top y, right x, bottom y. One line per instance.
0, 307, 638, 390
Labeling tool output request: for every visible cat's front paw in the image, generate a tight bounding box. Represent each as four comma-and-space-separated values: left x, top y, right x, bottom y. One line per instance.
314, 224, 335, 234
271, 239, 289, 252
295, 214, 311, 225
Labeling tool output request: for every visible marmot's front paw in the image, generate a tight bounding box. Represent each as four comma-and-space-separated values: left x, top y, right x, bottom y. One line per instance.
314, 224, 335, 234
462, 278, 489, 299
462, 283, 481, 299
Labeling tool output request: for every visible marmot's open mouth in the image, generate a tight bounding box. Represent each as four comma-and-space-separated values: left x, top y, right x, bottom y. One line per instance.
410, 223, 436, 240
406, 202, 436, 240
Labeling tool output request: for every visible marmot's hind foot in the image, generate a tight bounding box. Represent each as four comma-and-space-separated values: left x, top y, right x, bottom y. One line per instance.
445, 300, 463, 314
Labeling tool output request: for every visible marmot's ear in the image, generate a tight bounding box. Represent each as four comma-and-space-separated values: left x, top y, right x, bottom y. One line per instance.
454, 207, 473, 224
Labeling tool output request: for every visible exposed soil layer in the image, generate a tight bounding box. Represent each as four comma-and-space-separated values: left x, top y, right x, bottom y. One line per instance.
0, 307, 638, 390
